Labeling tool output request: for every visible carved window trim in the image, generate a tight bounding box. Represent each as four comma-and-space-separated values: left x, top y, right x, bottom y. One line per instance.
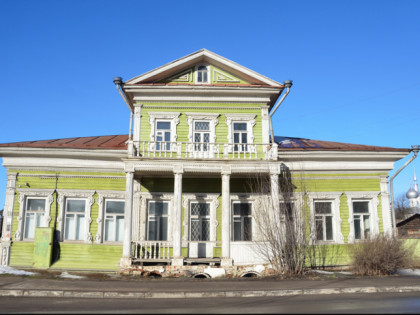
182, 193, 220, 246
307, 192, 344, 245
345, 192, 380, 243
139, 193, 174, 242
95, 191, 125, 244
225, 114, 256, 153
148, 112, 181, 144
57, 190, 95, 243
230, 193, 256, 243
15, 189, 54, 241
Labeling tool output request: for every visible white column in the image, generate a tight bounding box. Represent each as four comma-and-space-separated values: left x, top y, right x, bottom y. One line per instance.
221, 167, 232, 266
1, 173, 17, 266
121, 170, 134, 268
172, 166, 184, 266
270, 166, 281, 230
380, 175, 392, 236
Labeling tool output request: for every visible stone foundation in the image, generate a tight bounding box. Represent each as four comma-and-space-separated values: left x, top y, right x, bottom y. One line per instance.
119, 263, 275, 278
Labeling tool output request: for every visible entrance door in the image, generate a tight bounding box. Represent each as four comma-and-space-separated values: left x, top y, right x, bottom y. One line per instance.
189, 202, 211, 258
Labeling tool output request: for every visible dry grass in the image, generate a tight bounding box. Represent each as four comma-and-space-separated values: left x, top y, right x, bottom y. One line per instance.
350, 235, 414, 276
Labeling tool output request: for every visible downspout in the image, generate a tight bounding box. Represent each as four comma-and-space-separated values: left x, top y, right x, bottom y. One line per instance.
269, 80, 293, 144
113, 77, 134, 141
389, 145, 420, 236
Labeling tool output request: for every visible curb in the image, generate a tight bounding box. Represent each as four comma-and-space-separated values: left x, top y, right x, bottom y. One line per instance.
0, 286, 420, 299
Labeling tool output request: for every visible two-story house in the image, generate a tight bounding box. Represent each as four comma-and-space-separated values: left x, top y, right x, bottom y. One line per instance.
0, 49, 410, 275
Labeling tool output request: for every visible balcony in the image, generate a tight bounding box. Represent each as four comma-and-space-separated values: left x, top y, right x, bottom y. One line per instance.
129, 141, 278, 160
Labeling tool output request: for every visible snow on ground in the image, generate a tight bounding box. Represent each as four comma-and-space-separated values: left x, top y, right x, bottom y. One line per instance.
396, 269, 420, 276
0, 266, 37, 276
57, 272, 86, 279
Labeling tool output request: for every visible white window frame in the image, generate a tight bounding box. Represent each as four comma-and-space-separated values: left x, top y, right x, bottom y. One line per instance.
95, 191, 125, 244
186, 113, 219, 157
307, 192, 344, 244
189, 202, 211, 242
231, 201, 253, 242
103, 199, 125, 243
148, 112, 180, 152
147, 200, 170, 241
23, 197, 47, 240
63, 198, 87, 242
195, 65, 210, 84
15, 189, 54, 241
314, 201, 334, 242
57, 190, 95, 243
346, 192, 380, 243
225, 114, 256, 153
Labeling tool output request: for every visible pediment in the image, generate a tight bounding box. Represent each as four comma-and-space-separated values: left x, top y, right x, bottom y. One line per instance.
125, 49, 282, 87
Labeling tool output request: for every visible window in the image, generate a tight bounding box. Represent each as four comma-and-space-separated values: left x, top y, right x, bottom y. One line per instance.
233, 122, 248, 152
190, 203, 210, 241
193, 121, 210, 152
315, 202, 333, 241
24, 198, 46, 239
353, 201, 370, 240
232, 202, 252, 241
196, 65, 208, 83
156, 121, 171, 151
64, 199, 86, 241
147, 201, 169, 241
104, 200, 125, 242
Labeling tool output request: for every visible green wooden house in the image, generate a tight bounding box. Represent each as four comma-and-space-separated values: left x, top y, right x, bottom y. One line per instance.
0, 49, 410, 274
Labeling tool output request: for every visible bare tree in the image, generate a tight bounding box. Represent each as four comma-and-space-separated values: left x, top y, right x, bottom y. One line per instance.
248, 166, 312, 275
395, 193, 413, 221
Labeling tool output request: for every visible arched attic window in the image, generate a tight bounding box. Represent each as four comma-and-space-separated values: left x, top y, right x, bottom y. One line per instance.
196, 65, 209, 83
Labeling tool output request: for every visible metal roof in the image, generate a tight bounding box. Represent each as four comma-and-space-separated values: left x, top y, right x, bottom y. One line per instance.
0, 135, 128, 150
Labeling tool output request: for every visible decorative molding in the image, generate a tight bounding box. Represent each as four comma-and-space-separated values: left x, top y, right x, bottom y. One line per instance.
17, 174, 125, 179
212, 69, 240, 83
143, 106, 263, 110
57, 190, 96, 243
138, 192, 175, 242
15, 189, 55, 241
307, 192, 344, 244
345, 192, 380, 243
166, 69, 193, 83
225, 114, 256, 153
95, 191, 125, 244
148, 112, 181, 144
181, 193, 220, 244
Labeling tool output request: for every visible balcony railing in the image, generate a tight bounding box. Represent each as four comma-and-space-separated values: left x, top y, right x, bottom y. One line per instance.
132, 241, 172, 261
130, 141, 278, 160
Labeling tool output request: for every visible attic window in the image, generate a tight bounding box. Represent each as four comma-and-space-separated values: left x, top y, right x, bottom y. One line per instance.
196, 65, 209, 83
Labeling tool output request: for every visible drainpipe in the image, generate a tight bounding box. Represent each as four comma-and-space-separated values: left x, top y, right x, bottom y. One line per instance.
389, 145, 420, 236
269, 80, 293, 145
113, 77, 134, 141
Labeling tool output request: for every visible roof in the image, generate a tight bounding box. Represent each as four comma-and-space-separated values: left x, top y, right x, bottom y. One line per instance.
275, 136, 409, 152
125, 49, 283, 87
0, 135, 128, 150
0, 135, 408, 153
396, 213, 420, 227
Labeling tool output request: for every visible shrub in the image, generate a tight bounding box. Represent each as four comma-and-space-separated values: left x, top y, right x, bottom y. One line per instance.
350, 235, 414, 276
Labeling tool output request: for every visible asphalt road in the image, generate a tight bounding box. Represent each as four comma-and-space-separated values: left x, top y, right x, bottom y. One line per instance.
1, 292, 420, 314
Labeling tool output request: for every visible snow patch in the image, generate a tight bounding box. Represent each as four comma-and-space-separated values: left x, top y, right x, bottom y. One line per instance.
0, 266, 37, 276
396, 269, 420, 276
204, 267, 225, 278
58, 272, 86, 279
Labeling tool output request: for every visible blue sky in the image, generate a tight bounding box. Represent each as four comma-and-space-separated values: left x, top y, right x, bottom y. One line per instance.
1, 0, 419, 209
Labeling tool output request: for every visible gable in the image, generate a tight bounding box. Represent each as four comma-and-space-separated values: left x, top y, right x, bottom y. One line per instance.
125, 49, 282, 87
158, 65, 250, 85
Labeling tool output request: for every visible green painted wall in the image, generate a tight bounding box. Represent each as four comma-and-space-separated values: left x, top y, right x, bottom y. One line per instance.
9, 171, 125, 270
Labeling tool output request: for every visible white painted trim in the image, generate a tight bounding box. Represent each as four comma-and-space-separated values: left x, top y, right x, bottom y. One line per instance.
15, 189, 54, 241
345, 192, 380, 243
307, 192, 344, 244
138, 193, 174, 242
225, 114, 256, 153
95, 192, 125, 244
195, 64, 210, 84
57, 190, 95, 243
148, 112, 181, 144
